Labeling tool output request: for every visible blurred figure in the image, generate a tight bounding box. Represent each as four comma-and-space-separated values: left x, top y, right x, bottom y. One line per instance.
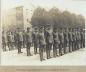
53, 28, 60, 57
32, 27, 39, 54
2, 31, 6, 51
26, 27, 32, 56
63, 28, 68, 54
16, 28, 23, 54
45, 24, 53, 59
58, 28, 64, 56
68, 28, 73, 52
38, 26, 46, 61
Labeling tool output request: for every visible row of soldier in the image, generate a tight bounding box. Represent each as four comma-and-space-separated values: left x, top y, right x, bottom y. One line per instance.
2, 25, 85, 61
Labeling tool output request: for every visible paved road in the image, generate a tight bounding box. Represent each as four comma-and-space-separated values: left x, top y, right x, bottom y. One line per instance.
1, 48, 86, 66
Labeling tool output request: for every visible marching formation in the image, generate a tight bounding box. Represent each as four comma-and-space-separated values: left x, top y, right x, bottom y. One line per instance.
2, 25, 85, 61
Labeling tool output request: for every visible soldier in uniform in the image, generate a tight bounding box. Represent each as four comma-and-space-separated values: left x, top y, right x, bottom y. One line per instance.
53, 28, 60, 57
45, 24, 53, 59
22, 30, 26, 48
58, 28, 64, 56
2, 31, 6, 51
32, 27, 39, 54
75, 28, 79, 50
72, 28, 76, 51
7, 31, 14, 51
38, 26, 46, 61
76, 28, 81, 49
63, 28, 68, 54
26, 27, 32, 56
16, 28, 23, 54
68, 28, 73, 52
83, 29, 85, 48
80, 28, 85, 48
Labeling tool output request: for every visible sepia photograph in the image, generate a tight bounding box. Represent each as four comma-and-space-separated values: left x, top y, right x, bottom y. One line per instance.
1, 0, 86, 68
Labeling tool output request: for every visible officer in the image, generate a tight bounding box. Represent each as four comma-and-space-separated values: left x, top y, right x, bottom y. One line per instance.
38, 26, 46, 61
26, 27, 32, 56
45, 24, 53, 59
32, 27, 39, 54
53, 28, 60, 57
58, 28, 64, 56
63, 28, 68, 54
68, 28, 73, 52
16, 28, 23, 54
2, 31, 6, 51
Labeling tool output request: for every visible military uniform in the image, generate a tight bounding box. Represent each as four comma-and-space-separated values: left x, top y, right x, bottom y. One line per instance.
7, 32, 14, 51
53, 29, 60, 57
45, 28, 53, 59
26, 28, 32, 56
16, 29, 23, 54
38, 27, 46, 61
23, 30, 26, 48
32, 29, 39, 54
58, 28, 64, 56
80, 29, 85, 48
68, 28, 73, 52
63, 29, 68, 53
77, 29, 81, 49
72, 29, 76, 51
2, 31, 6, 51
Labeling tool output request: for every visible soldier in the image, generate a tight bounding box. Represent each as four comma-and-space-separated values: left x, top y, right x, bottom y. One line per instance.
75, 28, 79, 50
2, 31, 6, 51
38, 26, 46, 61
22, 30, 26, 48
16, 28, 23, 54
14, 30, 17, 49
72, 28, 76, 51
7, 31, 14, 51
68, 28, 73, 52
63, 28, 68, 54
80, 28, 85, 48
76, 28, 81, 49
26, 27, 32, 56
83, 29, 85, 48
58, 28, 64, 56
45, 24, 53, 59
32, 27, 39, 54
53, 28, 60, 57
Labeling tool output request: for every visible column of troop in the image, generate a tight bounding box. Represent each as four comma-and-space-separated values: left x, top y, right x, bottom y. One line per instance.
2, 24, 85, 61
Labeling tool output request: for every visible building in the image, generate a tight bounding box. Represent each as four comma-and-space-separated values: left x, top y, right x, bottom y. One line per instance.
2, 5, 34, 32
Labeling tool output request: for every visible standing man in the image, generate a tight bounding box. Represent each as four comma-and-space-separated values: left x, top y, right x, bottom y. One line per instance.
45, 24, 53, 59
22, 30, 26, 48
72, 28, 76, 51
16, 28, 23, 54
80, 28, 85, 48
32, 27, 39, 54
7, 31, 14, 51
63, 28, 68, 54
26, 27, 32, 56
53, 28, 60, 57
38, 26, 46, 61
58, 28, 64, 56
68, 28, 73, 52
2, 31, 6, 51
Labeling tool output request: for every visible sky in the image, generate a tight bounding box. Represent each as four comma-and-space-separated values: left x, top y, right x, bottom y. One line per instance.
1, 0, 86, 17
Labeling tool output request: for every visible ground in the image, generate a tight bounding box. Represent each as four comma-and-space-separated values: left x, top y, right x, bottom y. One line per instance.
1, 47, 86, 66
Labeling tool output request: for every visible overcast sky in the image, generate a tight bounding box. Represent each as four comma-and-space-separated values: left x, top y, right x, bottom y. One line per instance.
1, 0, 86, 17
